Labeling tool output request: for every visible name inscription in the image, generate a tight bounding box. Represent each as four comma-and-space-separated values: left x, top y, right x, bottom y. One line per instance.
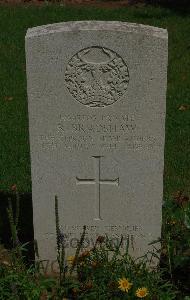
40, 113, 158, 151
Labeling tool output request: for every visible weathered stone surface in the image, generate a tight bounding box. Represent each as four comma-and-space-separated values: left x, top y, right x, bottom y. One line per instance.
25, 21, 168, 270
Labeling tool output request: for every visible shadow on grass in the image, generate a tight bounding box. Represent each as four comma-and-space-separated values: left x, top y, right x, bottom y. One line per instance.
0, 191, 34, 263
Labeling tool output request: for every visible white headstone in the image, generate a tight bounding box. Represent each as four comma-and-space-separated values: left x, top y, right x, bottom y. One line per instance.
25, 21, 168, 270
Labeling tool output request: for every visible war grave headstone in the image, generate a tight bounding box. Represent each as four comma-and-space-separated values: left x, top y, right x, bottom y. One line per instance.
25, 21, 168, 271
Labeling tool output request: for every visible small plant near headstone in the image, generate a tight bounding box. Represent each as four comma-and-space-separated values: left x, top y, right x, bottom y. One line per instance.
0, 187, 56, 299
161, 191, 190, 294
0, 191, 180, 299
0, 190, 189, 298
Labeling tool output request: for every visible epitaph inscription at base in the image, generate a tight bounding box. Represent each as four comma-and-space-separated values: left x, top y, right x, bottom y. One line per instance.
26, 21, 168, 269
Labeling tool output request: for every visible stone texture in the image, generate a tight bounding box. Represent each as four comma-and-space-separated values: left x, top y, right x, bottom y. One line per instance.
25, 21, 168, 270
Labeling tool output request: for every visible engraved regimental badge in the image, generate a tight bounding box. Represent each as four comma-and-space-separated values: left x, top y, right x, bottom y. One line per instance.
65, 46, 129, 107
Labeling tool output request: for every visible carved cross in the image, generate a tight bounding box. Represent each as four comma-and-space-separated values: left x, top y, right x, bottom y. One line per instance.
76, 156, 119, 220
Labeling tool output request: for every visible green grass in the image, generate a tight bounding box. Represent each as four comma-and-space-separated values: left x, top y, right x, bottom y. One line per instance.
0, 4, 189, 194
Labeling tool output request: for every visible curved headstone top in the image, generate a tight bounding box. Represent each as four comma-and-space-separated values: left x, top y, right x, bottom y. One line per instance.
26, 20, 168, 39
